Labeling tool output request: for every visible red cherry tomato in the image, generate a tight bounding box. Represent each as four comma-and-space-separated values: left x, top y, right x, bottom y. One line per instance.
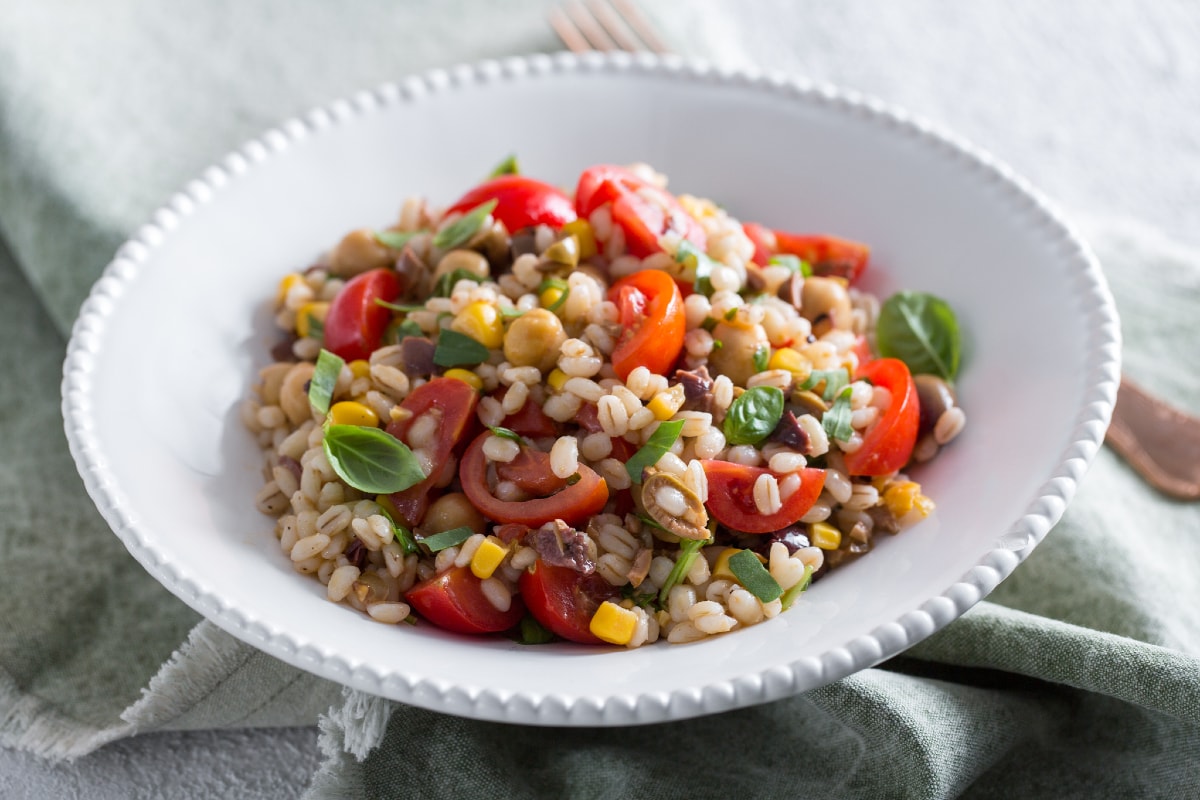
460, 432, 609, 527
405, 565, 524, 635
322, 268, 401, 361
741, 222, 776, 267
443, 175, 577, 233
843, 358, 919, 476
499, 393, 559, 438
701, 461, 826, 534
384, 378, 479, 526
607, 269, 685, 380
742, 223, 870, 284
518, 561, 617, 645
575, 165, 706, 257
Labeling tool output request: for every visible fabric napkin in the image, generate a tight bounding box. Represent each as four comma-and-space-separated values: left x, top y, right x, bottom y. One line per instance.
1, 1, 1198, 798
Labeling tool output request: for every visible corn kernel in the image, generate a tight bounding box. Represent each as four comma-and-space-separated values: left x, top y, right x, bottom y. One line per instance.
348, 359, 371, 379
443, 368, 483, 391
539, 286, 566, 311
589, 600, 639, 646
712, 547, 766, 581
561, 219, 597, 260
913, 494, 936, 518
811, 522, 842, 550
296, 301, 329, 339
451, 301, 504, 349
647, 384, 686, 421
469, 536, 509, 580
276, 273, 304, 307
768, 347, 812, 382
882, 481, 921, 518
329, 401, 379, 428
546, 368, 569, 392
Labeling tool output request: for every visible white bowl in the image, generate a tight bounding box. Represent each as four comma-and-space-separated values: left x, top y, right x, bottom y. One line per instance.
61, 53, 1120, 725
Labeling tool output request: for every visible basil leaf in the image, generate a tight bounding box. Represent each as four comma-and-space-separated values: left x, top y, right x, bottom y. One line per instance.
752, 344, 770, 373
780, 564, 815, 610
822, 386, 854, 442
433, 328, 491, 368
700, 317, 717, 332
723, 386, 785, 446
376, 504, 419, 555
676, 240, 716, 296
489, 154, 520, 177
488, 426, 523, 443
876, 291, 962, 381
308, 348, 344, 415
383, 318, 423, 346
433, 198, 498, 250
515, 615, 555, 645
374, 298, 426, 313
565, 473, 581, 486
800, 368, 850, 402
625, 419, 686, 484
375, 230, 422, 250
657, 537, 708, 606
620, 583, 659, 609
322, 424, 426, 494
728, 549, 783, 602
433, 268, 487, 298
421, 526, 474, 553
305, 313, 325, 342
769, 254, 812, 278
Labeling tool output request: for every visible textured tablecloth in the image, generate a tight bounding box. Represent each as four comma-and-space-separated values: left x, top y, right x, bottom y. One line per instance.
1, 1, 1198, 797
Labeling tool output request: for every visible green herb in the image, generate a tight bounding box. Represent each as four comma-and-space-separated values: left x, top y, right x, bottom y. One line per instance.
536, 277, 570, 313
499, 306, 527, 319
433, 198, 498, 250
752, 344, 770, 373
322, 424, 426, 494
638, 514, 670, 534
565, 473, 581, 486
876, 291, 962, 381
724, 307, 738, 321
433, 268, 487, 298
421, 526, 475, 553
728, 550, 783, 602
514, 615, 554, 645
723, 386, 785, 446
375, 230, 422, 250
769, 254, 812, 278
701, 317, 718, 332
308, 348, 344, 415
780, 565, 815, 610
487, 426, 523, 443
676, 240, 716, 296
433, 329, 491, 367
402, 614, 418, 625
374, 298, 427, 313
489, 154, 520, 177
383, 318, 424, 346
799, 368, 850, 402
376, 504, 419, 555
625, 419, 686, 484
620, 583, 659, 609
822, 385, 854, 442
658, 537, 708, 606
305, 313, 325, 342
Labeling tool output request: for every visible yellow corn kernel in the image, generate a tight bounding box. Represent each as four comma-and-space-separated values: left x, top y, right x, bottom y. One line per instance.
296, 301, 329, 339
712, 547, 766, 581
882, 481, 921, 519
811, 522, 842, 551
546, 368, 569, 392
443, 368, 483, 391
561, 219, 597, 260
451, 301, 504, 349
589, 600, 639, 646
768, 347, 813, 382
539, 286, 567, 311
329, 401, 380, 428
470, 536, 509, 580
647, 384, 686, 421
276, 273, 304, 307
913, 494, 936, 519
348, 359, 371, 379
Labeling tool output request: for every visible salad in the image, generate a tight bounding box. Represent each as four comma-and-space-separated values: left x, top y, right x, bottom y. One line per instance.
243, 159, 966, 647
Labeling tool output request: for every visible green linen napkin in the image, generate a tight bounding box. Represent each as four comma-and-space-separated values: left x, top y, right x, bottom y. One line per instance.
1, 1, 1199, 798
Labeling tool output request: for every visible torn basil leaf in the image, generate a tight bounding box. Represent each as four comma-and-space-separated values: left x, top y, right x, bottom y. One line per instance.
728, 549, 783, 602
308, 348, 344, 415
322, 424, 426, 494
433, 328, 490, 367
723, 386, 785, 446
876, 291, 962, 381
421, 526, 474, 553
625, 419, 686, 484
433, 198, 498, 250
489, 154, 519, 178
822, 385, 854, 442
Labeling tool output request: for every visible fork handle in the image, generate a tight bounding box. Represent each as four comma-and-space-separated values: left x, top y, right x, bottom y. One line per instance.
1105, 377, 1200, 500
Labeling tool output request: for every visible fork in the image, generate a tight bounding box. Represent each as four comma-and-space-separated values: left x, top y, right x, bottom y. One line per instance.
548, 1, 1200, 500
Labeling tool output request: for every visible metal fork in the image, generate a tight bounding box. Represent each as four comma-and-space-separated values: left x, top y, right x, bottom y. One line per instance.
548, 1, 1200, 500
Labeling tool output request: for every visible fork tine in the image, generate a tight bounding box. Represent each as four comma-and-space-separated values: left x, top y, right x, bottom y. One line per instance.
548, 6, 593, 53
564, 0, 619, 51
609, 0, 671, 54
584, 0, 645, 53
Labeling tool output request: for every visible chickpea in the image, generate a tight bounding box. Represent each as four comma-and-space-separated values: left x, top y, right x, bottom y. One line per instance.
329, 228, 394, 277
423, 492, 486, 535
708, 319, 770, 387
800, 276, 853, 335
503, 308, 566, 372
433, 249, 490, 283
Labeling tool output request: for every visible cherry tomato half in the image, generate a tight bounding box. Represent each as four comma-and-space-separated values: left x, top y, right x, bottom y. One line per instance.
385, 377, 479, 526
518, 560, 617, 645
843, 358, 919, 476
575, 165, 706, 258
742, 222, 870, 284
323, 268, 402, 362
701, 461, 826, 534
499, 393, 559, 438
607, 269, 685, 380
460, 432, 609, 527
444, 175, 577, 233
405, 565, 525, 635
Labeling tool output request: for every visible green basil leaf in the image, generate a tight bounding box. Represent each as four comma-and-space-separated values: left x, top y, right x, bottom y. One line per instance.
769, 254, 812, 278
625, 419, 686, 484
728, 549, 783, 602
374, 297, 426, 313
433, 328, 491, 367
308, 348, 344, 415
383, 318, 424, 346
723, 386, 785, 446
752, 344, 770, 373
421, 526, 474, 553
433, 268, 487, 298
876, 291, 962, 381
489, 154, 519, 178
700, 317, 718, 332
657, 536, 708, 606
433, 198, 498, 250
620, 582, 660, 609
376, 504, 419, 555
565, 473, 581, 486
322, 424, 426, 494
822, 386, 854, 442
488, 426, 523, 443
375, 230, 423, 250
676, 240, 716, 296
514, 615, 554, 645
305, 313, 325, 342
800, 368, 850, 402
780, 564, 815, 610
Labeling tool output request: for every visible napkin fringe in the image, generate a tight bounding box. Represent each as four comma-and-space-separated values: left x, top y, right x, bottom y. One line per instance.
0, 667, 133, 760
303, 688, 392, 799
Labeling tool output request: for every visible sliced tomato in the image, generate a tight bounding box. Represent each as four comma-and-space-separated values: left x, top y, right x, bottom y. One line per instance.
496, 448, 567, 497
444, 175, 576, 233
518, 561, 617, 645
384, 378, 479, 526
701, 461, 826, 534
460, 432, 609, 527
575, 402, 602, 433
742, 223, 870, 284
405, 565, 524, 635
500, 393, 559, 438
575, 165, 706, 257
323, 268, 401, 362
843, 357, 919, 476
607, 269, 685, 380
742, 222, 775, 267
